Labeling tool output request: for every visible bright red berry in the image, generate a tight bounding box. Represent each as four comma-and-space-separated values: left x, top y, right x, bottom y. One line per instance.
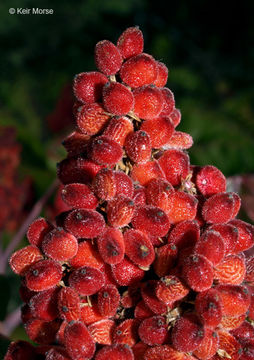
117, 26, 144, 59
103, 82, 134, 116
95, 40, 122, 76
73, 71, 108, 104
133, 85, 164, 120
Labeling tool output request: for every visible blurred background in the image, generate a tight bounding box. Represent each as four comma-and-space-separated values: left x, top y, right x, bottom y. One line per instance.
0, 0, 253, 355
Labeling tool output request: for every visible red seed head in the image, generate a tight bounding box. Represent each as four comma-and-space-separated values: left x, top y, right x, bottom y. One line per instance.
69, 240, 104, 269
103, 82, 134, 116
57, 287, 81, 322
117, 26, 144, 59
138, 316, 168, 346
93, 168, 116, 200
64, 209, 105, 238
69, 266, 105, 296
25, 259, 62, 292
95, 40, 122, 75
124, 130, 152, 164
120, 53, 158, 88
107, 195, 135, 227
90, 135, 123, 165
131, 160, 165, 186
97, 284, 120, 317
195, 288, 223, 328
42, 227, 78, 261
194, 229, 225, 266
133, 85, 164, 120
111, 257, 145, 286
73, 71, 108, 104
64, 321, 95, 360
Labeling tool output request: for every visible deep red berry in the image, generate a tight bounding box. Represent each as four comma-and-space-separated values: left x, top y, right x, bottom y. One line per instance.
42, 227, 78, 261
158, 149, 190, 186
69, 240, 104, 269
140, 116, 174, 148
95, 344, 134, 360
195, 288, 222, 328
153, 61, 168, 87
114, 171, 134, 197
145, 177, 174, 213
229, 219, 254, 253
166, 191, 198, 224
215, 284, 250, 317
73, 71, 108, 104
141, 280, 167, 315
69, 266, 105, 296
111, 257, 145, 286
107, 195, 135, 227
117, 26, 144, 59
30, 287, 59, 321
167, 220, 200, 250
124, 130, 151, 163
90, 135, 123, 165
120, 53, 158, 88
95, 40, 122, 75
4, 341, 36, 360
64, 209, 105, 238
131, 160, 165, 186
194, 229, 225, 266
25, 259, 62, 292
93, 168, 116, 200
57, 287, 81, 322
64, 321, 95, 360
138, 316, 168, 345
193, 329, 219, 360
25, 319, 60, 344
76, 102, 110, 135
159, 87, 175, 117
103, 82, 134, 116
27, 217, 53, 247
9, 245, 43, 275
97, 228, 125, 265
88, 319, 116, 345
195, 165, 226, 197
132, 205, 170, 236
153, 244, 178, 277
133, 85, 164, 120
61, 183, 98, 209
97, 284, 120, 317
103, 116, 133, 146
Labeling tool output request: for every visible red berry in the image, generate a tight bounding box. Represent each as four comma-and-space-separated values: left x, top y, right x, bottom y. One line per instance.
124, 229, 155, 268
25, 319, 60, 344
194, 229, 225, 266
69, 266, 105, 296
45, 348, 70, 360
132, 342, 149, 360
113, 319, 139, 347
132, 205, 170, 237
117, 26, 144, 59
62, 130, 91, 158
156, 275, 189, 306
114, 171, 134, 198
153, 61, 168, 87
97, 284, 120, 317
159, 87, 175, 117
69, 240, 103, 269
133, 85, 164, 120
202, 192, 240, 224
64, 321, 95, 360
171, 313, 204, 352
95, 344, 134, 360
27, 217, 53, 247
182, 254, 214, 292
76, 102, 110, 135
169, 108, 181, 127
134, 300, 154, 320
209, 224, 239, 255
245, 256, 254, 285
80, 298, 105, 325
30, 287, 59, 321
57, 157, 102, 185
215, 284, 250, 317
220, 314, 246, 331
153, 244, 178, 277
140, 116, 174, 148
196, 165, 226, 197
163, 130, 193, 150
193, 329, 219, 360
133, 185, 146, 205
120, 53, 158, 88
230, 321, 254, 344
195, 288, 222, 328
42, 228, 78, 262
97, 227, 125, 265
144, 345, 185, 360
73, 71, 108, 104
90, 135, 123, 165
64, 209, 105, 238
93, 168, 116, 200
9, 245, 43, 275
131, 160, 165, 186
166, 191, 198, 224
61, 183, 98, 209
57, 287, 81, 322
138, 316, 168, 345
211, 330, 241, 360
88, 319, 116, 345
167, 220, 200, 250
107, 195, 135, 227
4, 341, 36, 360
103, 116, 133, 146
158, 149, 190, 186
25, 259, 62, 292
141, 280, 167, 315
214, 254, 246, 285
145, 177, 174, 213
103, 82, 134, 116
229, 219, 254, 253
111, 257, 145, 286
95, 40, 122, 76
124, 130, 151, 163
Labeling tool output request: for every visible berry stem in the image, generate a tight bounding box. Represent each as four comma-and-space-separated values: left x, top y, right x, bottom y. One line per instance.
0, 179, 58, 274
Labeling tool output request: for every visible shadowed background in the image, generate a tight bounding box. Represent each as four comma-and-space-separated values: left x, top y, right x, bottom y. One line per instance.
0, 0, 253, 354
